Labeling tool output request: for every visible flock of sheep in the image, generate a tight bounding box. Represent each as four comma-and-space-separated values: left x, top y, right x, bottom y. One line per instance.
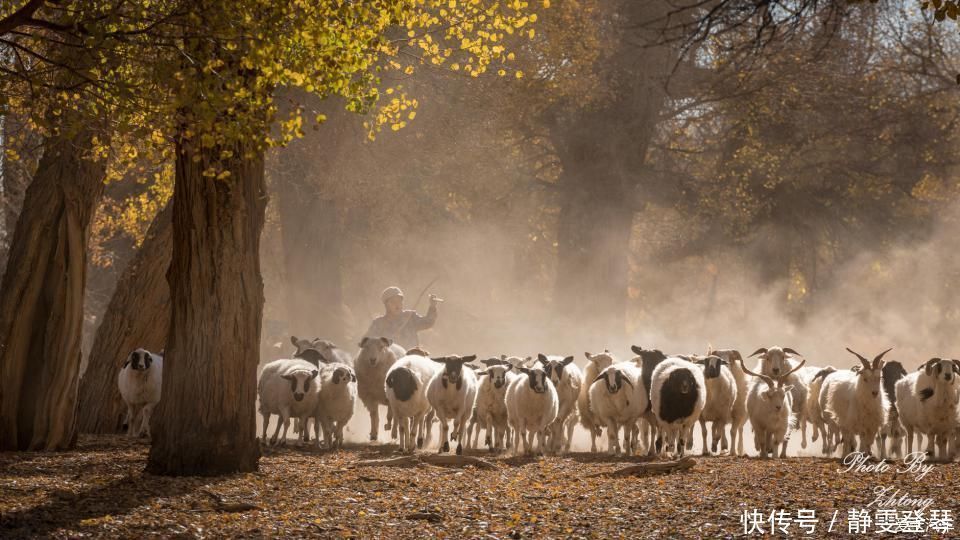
116, 338, 960, 461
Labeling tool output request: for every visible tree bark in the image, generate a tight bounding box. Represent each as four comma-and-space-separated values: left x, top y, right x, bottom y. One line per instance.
76, 204, 172, 433
0, 127, 107, 450
145, 135, 266, 475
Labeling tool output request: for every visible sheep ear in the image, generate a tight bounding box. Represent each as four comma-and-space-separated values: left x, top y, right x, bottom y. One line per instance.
501, 354, 507, 361
504, 364, 513, 372
291, 336, 300, 346
477, 369, 489, 376
749, 348, 767, 357
310, 370, 319, 379
783, 347, 801, 356
359, 337, 369, 348
631, 345, 644, 355
953, 360, 960, 374
782, 385, 794, 393
593, 373, 606, 383
518, 367, 532, 376
718, 359, 729, 366
431, 356, 448, 364
462, 355, 477, 363
562, 356, 574, 366
282, 374, 295, 382
380, 337, 392, 346
585, 352, 594, 360
351, 372, 357, 382
537, 354, 548, 365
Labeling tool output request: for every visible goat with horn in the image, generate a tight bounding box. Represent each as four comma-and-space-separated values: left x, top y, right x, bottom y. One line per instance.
741, 356, 806, 458
818, 348, 893, 459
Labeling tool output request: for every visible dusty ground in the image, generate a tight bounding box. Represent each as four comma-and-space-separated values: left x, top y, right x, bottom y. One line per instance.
1, 436, 959, 539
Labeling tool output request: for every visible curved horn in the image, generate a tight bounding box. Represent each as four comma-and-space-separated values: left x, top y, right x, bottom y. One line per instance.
872, 348, 893, 369
845, 348, 871, 371
749, 348, 768, 358
738, 357, 776, 390
922, 358, 941, 374
779, 357, 806, 384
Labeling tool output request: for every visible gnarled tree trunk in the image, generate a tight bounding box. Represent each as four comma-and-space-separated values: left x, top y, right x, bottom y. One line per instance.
76, 204, 172, 433
146, 136, 266, 475
0, 127, 106, 450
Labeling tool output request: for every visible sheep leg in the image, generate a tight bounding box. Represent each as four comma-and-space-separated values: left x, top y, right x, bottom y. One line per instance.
699, 419, 709, 456
123, 405, 134, 436
438, 417, 450, 454
604, 421, 619, 455
454, 417, 465, 455
387, 406, 397, 440
364, 398, 379, 441
536, 430, 547, 456
936, 434, 948, 462
261, 412, 270, 443
565, 417, 575, 453
140, 403, 156, 438
737, 424, 745, 456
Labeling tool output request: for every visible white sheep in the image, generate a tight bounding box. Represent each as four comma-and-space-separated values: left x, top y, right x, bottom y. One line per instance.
749, 346, 810, 449
117, 348, 163, 438
579, 350, 616, 453
258, 358, 320, 445
692, 355, 737, 455
537, 354, 582, 454
506, 365, 559, 455
589, 362, 647, 455
355, 337, 405, 441
315, 364, 357, 449
708, 348, 748, 456
470, 358, 517, 452
426, 355, 479, 455
385, 354, 442, 453
895, 358, 960, 461
650, 357, 706, 457
741, 357, 806, 458
819, 348, 891, 458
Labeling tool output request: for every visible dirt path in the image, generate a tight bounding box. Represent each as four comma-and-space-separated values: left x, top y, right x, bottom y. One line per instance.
1, 436, 958, 538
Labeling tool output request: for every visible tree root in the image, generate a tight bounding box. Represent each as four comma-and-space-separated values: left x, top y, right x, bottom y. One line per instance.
587, 456, 696, 477
356, 454, 497, 469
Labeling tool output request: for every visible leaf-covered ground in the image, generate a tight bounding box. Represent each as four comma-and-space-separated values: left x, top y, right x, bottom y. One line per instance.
1, 435, 959, 538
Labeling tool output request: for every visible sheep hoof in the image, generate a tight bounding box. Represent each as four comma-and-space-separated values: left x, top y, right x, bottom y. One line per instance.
417, 436, 424, 448
441, 441, 450, 453
456, 443, 463, 456
369, 433, 377, 442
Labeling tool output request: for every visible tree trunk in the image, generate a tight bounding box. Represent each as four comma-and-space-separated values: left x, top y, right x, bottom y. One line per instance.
0, 127, 107, 451
0, 112, 37, 273
146, 135, 266, 476
274, 134, 345, 344
551, 2, 676, 334
76, 204, 172, 433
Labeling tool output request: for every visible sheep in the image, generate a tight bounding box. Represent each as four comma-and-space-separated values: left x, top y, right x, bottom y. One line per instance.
467, 358, 517, 452
426, 355, 479, 455
630, 346, 669, 455
290, 336, 325, 366
506, 365, 559, 455
748, 346, 810, 449
117, 348, 163, 438
258, 358, 320, 445
691, 355, 737, 455
589, 362, 647, 455
537, 354, 582, 454
819, 348, 892, 458
741, 357, 806, 458
579, 350, 617, 453
355, 336, 405, 441
650, 356, 706, 457
877, 360, 907, 459
807, 367, 837, 454
708, 348, 748, 456
385, 354, 442, 453
896, 358, 960, 461
314, 364, 357, 449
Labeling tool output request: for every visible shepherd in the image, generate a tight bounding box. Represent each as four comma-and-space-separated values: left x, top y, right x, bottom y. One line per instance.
365, 286, 442, 350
